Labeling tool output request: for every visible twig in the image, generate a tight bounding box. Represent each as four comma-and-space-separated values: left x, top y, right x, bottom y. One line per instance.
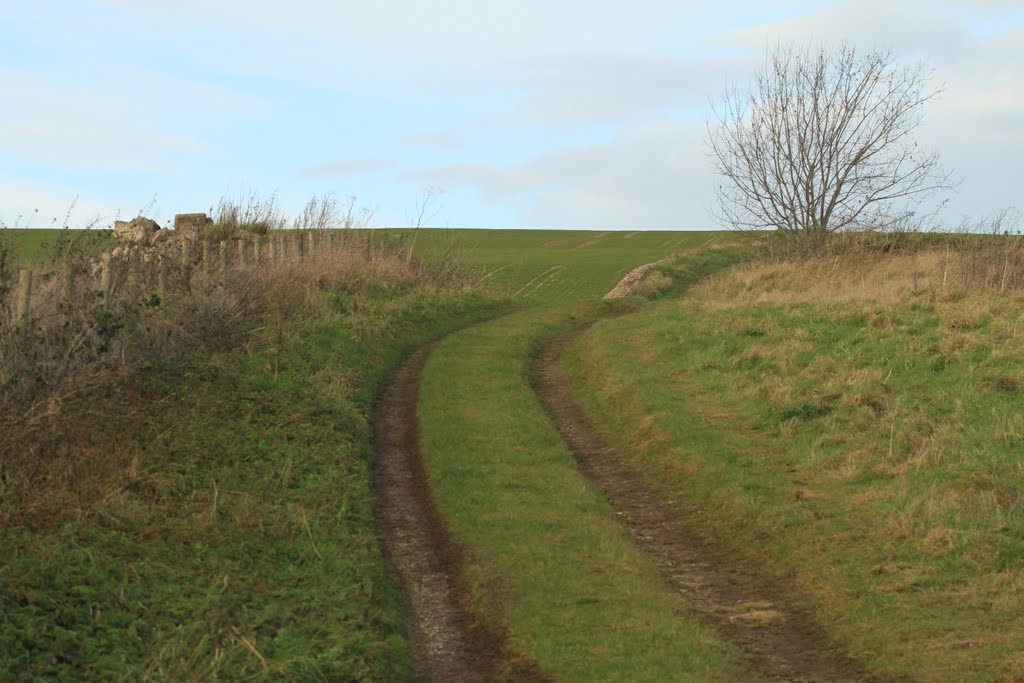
301, 508, 324, 560
231, 627, 268, 670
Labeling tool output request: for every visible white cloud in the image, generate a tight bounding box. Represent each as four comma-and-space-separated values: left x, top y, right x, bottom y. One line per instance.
481, 54, 743, 130
0, 60, 261, 173
0, 177, 125, 228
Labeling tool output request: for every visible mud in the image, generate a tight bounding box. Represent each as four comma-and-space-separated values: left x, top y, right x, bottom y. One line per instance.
372, 345, 511, 682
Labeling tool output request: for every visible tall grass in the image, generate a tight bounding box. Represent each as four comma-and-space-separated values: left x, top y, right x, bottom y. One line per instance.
753, 208, 1024, 287
722, 208, 1024, 304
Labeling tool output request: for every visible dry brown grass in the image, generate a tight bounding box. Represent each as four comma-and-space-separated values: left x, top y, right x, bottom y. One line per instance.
696, 236, 1024, 312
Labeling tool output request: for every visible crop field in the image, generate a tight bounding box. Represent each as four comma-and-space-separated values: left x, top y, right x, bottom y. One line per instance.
6, 227, 710, 303
377, 227, 716, 302
5, 224, 1023, 681
1, 228, 117, 268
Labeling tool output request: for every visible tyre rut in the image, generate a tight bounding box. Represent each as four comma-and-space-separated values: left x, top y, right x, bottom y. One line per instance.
529, 322, 894, 683
372, 343, 546, 682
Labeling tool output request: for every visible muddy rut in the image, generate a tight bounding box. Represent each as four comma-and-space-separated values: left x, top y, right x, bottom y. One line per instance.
529, 324, 885, 682
372, 345, 511, 682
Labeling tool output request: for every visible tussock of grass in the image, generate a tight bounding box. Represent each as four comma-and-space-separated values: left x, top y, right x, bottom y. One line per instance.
565, 236, 1024, 680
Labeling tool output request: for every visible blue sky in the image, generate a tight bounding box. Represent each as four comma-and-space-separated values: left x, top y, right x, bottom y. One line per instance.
1, 1, 1021, 230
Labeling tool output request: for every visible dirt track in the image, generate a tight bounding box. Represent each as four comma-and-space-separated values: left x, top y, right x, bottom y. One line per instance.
529, 324, 885, 682
372, 257, 889, 680
372, 345, 503, 682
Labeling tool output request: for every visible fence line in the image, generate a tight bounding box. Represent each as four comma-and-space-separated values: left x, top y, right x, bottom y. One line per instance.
4, 230, 344, 331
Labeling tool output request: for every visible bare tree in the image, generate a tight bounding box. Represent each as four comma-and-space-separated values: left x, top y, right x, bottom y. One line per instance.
707, 42, 956, 248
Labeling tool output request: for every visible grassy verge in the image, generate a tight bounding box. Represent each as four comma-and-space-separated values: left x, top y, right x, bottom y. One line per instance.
563, 247, 1024, 681
417, 243, 754, 681
1, 254, 502, 680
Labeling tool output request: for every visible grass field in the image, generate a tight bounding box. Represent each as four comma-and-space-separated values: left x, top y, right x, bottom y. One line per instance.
377, 227, 718, 303
1, 225, 722, 680
8, 222, 1021, 680
4, 227, 713, 302
1, 228, 116, 269
562, 249, 1024, 680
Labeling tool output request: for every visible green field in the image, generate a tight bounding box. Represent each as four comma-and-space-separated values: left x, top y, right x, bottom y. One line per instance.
418, 239, 756, 680
0, 239, 503, 680
5, 225, 1021, 680
4, 227, 710, 301
378, 227, 717, 302
1, 228, 117, 269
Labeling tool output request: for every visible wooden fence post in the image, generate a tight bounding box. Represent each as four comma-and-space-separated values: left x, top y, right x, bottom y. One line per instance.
15, 269, 32, 326
100, 252, 113, 300
158, 258, 167, 300
268, 236, 277, 263
238, 239, 247, 269
308, 231, 317, 259
61, 262, 74, 304
128, 250, 140, 298
254, 237, 262, 264
219, 241, 227, 281
201, 242, 210, 280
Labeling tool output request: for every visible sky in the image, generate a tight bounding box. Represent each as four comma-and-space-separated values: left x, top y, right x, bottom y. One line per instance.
1, 1, 1021, 230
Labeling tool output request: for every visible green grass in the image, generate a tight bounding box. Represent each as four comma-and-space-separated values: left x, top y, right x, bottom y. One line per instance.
376, 228, 720, 303
562, 276, 1024, 680
1, 270, 503, 680
417, 237, 758, 680
0, 225, 750, 680
1, 228, 117, 269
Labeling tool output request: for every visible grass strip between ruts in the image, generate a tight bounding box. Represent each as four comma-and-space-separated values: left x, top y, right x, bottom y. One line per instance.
418, 304, 754, 681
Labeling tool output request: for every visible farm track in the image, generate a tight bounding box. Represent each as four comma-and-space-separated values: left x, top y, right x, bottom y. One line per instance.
529, 322, 889, 683
373, 344, 547, 682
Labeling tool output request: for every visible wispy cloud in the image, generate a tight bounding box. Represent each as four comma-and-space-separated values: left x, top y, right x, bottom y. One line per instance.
397, 132, 462, 149
407, 120, 711, 229
296, 159, 397, 178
